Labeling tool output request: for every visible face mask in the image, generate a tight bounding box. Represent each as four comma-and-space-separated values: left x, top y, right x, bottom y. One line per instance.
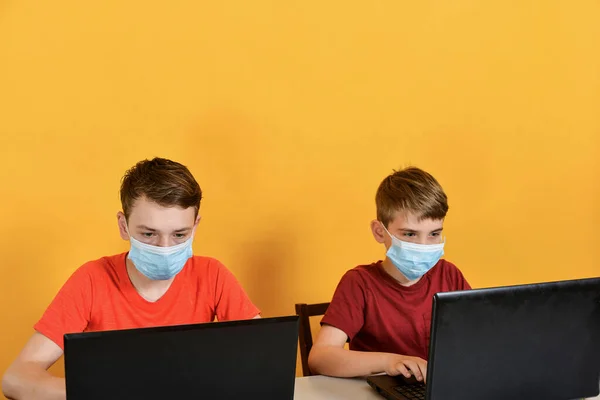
127, 233, 193, 281
381, 223, 445, 281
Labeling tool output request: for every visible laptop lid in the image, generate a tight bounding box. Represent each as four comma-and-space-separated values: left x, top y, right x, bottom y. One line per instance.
426, 277, 600, 400
64, 316, 299, 400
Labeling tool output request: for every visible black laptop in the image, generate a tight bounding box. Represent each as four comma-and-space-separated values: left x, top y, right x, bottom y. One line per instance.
367, 277, 600, 400
64, 316, 299, 400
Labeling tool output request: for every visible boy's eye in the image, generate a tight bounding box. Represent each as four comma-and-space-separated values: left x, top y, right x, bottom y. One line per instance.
404, 232, 416, 237
142, 232, 154, 238
431, 232, 440, 237
174, 233, 186, 239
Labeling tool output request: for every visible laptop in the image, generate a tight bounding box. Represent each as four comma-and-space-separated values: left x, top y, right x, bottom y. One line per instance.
367, 277, 600, 400
64, 316, 299, 400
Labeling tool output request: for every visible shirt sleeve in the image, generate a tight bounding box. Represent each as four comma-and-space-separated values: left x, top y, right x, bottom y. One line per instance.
33, 266, 93, 350
213, 261, 260, 321
320, 270, 367, 341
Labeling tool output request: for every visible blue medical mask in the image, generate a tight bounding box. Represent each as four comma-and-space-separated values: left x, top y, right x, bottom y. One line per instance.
127, 233, 193, 281
381, 223, 445, 281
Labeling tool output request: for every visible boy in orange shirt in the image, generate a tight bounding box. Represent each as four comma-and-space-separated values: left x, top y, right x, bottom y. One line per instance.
2, 158, 260, 400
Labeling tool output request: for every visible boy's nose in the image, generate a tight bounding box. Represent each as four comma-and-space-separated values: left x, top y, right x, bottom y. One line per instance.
157, 237, 171, 247
416, 237, 429, 245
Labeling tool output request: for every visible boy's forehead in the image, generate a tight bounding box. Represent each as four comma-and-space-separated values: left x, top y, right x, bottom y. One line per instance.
128, 197, 196, 228
389, 211, 444, 229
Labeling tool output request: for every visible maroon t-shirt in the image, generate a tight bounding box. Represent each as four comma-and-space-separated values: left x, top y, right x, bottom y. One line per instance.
321, 259, 471, 360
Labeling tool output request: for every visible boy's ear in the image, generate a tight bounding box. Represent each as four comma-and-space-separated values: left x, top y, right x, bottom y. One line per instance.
370, 219, 387, 244
116, 211, 129, 241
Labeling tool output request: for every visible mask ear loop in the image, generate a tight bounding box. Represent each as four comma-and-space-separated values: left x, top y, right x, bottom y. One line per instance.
379, 221, 394, 239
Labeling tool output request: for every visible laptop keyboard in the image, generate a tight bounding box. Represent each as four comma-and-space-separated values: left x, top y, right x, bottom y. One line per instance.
393, 383, 426, 400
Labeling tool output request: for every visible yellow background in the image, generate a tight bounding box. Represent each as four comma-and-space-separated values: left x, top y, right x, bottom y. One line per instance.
1, 0, 599, 388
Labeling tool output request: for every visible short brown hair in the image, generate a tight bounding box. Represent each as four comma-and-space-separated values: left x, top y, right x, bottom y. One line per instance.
376, 167, 448, 227
120, 158, 202, 219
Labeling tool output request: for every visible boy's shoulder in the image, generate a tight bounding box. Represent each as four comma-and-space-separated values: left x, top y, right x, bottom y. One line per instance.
50, 253, 128, 296
433, 258, 463, 275
431, 258, 467, 279
182, 255, 235, 284
428, 259, 471, 291
71, 253, 126, 278
337, 261, 385, 287
187, 255, 226, 273
347, 262, 380, 274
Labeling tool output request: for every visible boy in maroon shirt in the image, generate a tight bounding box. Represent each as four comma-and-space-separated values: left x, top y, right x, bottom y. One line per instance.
309, 167, 470, 382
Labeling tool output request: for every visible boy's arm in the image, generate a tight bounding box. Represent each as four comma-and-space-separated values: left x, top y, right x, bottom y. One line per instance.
3, 264, 94, 400
2, 333, 66, 400
308, 325, 428, 382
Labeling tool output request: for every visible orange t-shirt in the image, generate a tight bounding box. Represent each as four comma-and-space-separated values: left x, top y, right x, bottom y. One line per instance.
34, 253, 260, 349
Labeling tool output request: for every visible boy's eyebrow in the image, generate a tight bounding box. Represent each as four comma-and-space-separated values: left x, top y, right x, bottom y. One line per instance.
136, 225, 156, 231
136, 225, 192, 233
397, 227, 444, 233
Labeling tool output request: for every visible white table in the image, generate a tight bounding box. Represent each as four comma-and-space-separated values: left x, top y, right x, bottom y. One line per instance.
293, 375, 600, 400
294, 376, 380, 400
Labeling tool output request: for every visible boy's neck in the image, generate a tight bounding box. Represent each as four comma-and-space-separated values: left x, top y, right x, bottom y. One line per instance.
381, 258, 421, 287
125, 258, 175, 302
